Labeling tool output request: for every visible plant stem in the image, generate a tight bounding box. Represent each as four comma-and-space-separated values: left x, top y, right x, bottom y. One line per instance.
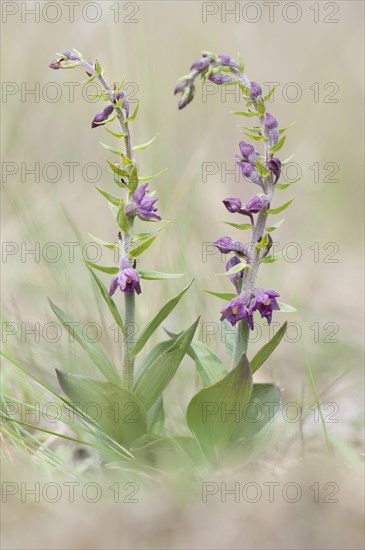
82, 60, 136, 389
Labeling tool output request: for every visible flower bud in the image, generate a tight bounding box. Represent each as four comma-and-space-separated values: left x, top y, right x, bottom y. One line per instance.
190, 57, 211, 71
174, 81, 187, 95
218, 54, 239, 69
264, 112, 279, 145
114, 91, 130, 117
249, 82, 262, 99
63, 51, 80, 61
91, 105, 114, 128
208, 73, 234, 84
223, 197, 242, 213
226, 256, 245, 293
268, 158, 282, 183
238, 141, 259, 163
245, 195, 270, 213
237, 161, 264, 188
178, 85, 195, 110
213, 236, 249, 259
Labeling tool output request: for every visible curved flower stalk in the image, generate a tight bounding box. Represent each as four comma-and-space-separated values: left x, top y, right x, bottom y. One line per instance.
175, 51, 297, 368
48, 50, 198, 457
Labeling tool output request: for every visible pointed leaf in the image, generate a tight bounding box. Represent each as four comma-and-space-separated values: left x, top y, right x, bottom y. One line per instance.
139, 270, 183, 280
88, 234, 118, 250
106, 159, 129, 179
188, 341, 228, 386
86, 266, 125, 333
223, 221, 253, 231
147, 396, 165, 435
117, 199, 129, 233
277, 301, 296, 313
266, 218, 285, 232
129, 234, 157, 258
187, 354, 253, 456
251, 321, 287, 373
267, 199, 294, 215
138, 168, 168, 182
48, 300, 120, 384
124, 102, 139, 123
56, 372, 146, 447
202, 290, 237, 301
215, 261, 248, 277
231, 110, 256, 118
128, 164, 139, 194
132, 281, 193, 356
276, 176, 302, 190
83, 261, 119, 274
95, 186, 120, 206
133, 133, 159, 151
99, 142, 123, 155
270, 135, 287, 154
134, 318, 199, 411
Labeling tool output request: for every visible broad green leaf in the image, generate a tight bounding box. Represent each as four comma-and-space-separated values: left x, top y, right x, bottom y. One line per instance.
131, 434, 204, 470
267, 198, 294, 214
129, 235, 157, 258
257, 97, 265, 116
215, 261, 248, 277
251, 321, 287, 373
230, 383, 281, 442
186, 354, 253, 458
222, 320, 236, 358
188, 341, 228, 386
133, 133, 159, 151
124, 102, 139, 123
134, 318, 199, 411
88, 234, 118, 250
56, 372, 146, 447
83, 260, 119, 274
277, 301, 296, 313
86, 266, 124, 333
132, 281, 193, 356
48, 300, 120, 385
223, 221, 253, 231
138, 167, 168, 182
270, 135, 287, 154
139, 270, 183, 280
135, 339, 176, 384
266, 218, 285, 232
147, 396, 165, 435
117, 199, 129, 233
99, 142, 122, 155
95, 186, 120, 206
202, 290, 237, 301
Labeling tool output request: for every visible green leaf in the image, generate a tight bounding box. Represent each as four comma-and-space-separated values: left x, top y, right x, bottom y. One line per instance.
238, 82, 251, 97
266, 218, 285, 232
117, 199, 129, 233
133, 133, 159, 151
277, 301, 296, 313
56, 372, 146, 447
99, 142, 123, 155
106, 159, 129, 179
83, 261, 119, 275
263, 84, 278, 102
276, 176, 302, 190
215, 261, 248, 277
279, 122, 295, 134
124, 102, 139, 123
128, 164, 139, 194
147, 397, 165, 435
95, 186, 120, 206
129, 234, 157, 258
186, 354, 253, 458
251, 321, 287, 373
188, 341, 228, 386
138, 167, 168, 182
134, 318, 199, 411
48, 300, 120, 385
223, 221, 253, 231
230, 383, 281, 442
270, 135, 287, 154
255, 233, 270, 250
135, 339, 176, 384
231, 110, 256, 118
139, 270, 183, 280
202, 290, 237, 301
257, 97, 265, 116
86, 266, 124, 333
132, 281, 193, 356
256, 160, 269, 178
88, 234, 118, 250
241, 132, 265, 142
260, 250, 284, 263
94, 59, 102, 75
267, 198, 294, 214
104, 128, 127, 139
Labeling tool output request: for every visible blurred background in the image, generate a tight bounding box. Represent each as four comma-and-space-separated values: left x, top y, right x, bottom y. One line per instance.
1, 1, 364, 548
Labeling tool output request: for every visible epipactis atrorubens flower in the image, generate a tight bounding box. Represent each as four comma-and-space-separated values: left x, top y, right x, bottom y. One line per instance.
226, 255, 245, 293
220, 291, 254, 328
248, 81, 262, 100
208, 73, 235, 84
91, 105, 115, 128
125, 183, 161, 221
218, 54, 239, 69
268, 158, 282, 184
264, 113, 279, 145
248, 288, 280, 324
245, 194, 270, 213
190, 56, 212, 71
222, 196, 243, 213
213, 236, 250, 260
237, 140, 259, 163
109, 258, 141, 296
237, 161, 264, 189
114, 91, 130, 117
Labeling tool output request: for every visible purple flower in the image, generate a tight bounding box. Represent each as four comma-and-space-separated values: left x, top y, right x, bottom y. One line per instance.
208, 73, 234, 84
226, 256, 245, 293
246, 195, 270, 213
268, 158, 282, 184
126, 183, 161, 221
178, 85, 195, 110
237, 161, 264, 188
213, 236, 249, 259
109, 267, 141, 296
63, 51, 80, 61
91, 105, 114, 128
249, 82, 262, 99
264, 113, 279, 145
218, 54, 239, 69
190, 57, 211, 71
114, 91, 130, 117
223, 196, 242, 213
220, 293, 254, 329
174, 81, 187, 95
238, 141, 259, 163
248, 288, 280, 324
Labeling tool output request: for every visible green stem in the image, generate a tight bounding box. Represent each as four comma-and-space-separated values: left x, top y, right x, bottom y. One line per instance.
231, 321, 250, 368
